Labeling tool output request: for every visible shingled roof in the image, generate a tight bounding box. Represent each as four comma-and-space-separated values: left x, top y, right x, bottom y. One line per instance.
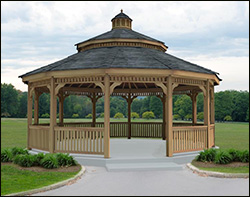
19, 10, 221, 82
75, 28, 165, 46
19, 46, 220, 80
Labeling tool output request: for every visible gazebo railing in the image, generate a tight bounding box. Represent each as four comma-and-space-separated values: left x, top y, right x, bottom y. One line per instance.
29, 125, 50, 151
54, 126, 104, 155
173, 126, 208, 153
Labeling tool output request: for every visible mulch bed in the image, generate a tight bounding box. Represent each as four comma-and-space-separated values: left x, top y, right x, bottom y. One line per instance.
192, 160, 249, 168
1, 162, 81, 172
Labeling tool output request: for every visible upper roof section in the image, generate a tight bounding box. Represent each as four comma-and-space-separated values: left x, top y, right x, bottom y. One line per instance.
75, 10, 168, 53
111, 9, 132, 29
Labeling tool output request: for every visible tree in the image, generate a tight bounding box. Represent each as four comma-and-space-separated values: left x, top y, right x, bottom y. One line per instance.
197, 112, 204, 121
131, 112, 139, 119
246, 107, 249, 122
114, 112, 124, 119
149, 96, 162, 118
142, 111, 155, 119
131, 98, 142, 115
1, 83, 19, 117
174, 95, 192, 120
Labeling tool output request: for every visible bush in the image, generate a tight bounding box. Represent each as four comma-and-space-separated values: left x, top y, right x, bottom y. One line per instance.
114, 112, 124, 119
33, 153, 45, 166
99, 113, 104, 118
131, 112, 139, 119
214, 150, 233, 164
1, 149, 13, 162
41, 154, 59, 169
173, 114, 181, 120
41, 113, 50, 118
85, 114, 92, 119
239, 150, 249, 163
56, 153, 77, 167
11, 147, 29, 156
195, 148, 217, 162
224, 115, 232, 121
72, 114, 79, 118
142, 111, 155, 119
228, 149, 241, 162
13, 154, 37, 167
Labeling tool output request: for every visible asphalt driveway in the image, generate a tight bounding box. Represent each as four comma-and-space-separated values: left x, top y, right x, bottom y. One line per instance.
33, 165, 249, 196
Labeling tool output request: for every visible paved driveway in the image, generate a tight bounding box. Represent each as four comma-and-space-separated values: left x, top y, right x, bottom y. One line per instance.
33, 166, 249, 196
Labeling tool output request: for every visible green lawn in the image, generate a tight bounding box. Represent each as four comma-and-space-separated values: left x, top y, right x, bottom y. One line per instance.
1, 164, 80, 196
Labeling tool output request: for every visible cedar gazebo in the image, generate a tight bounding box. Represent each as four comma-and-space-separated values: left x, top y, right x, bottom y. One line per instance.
19, 10, 221, 158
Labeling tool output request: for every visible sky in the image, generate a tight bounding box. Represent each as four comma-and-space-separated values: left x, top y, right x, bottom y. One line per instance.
1, 1, 249, 92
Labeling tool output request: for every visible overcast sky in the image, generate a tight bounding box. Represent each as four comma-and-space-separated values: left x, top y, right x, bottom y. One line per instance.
1, 1, 249, 92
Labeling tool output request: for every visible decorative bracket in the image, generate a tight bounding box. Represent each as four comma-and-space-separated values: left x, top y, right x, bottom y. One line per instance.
155, 82, 167, 95
110, 82, 122, 95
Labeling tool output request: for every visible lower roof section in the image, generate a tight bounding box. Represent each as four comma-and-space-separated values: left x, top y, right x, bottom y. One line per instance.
19, 46, 221, 81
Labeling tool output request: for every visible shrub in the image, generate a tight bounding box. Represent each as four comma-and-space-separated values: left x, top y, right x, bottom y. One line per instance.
131, 112, 139, 119
224, 115, 232, 121
214, 150, 233, 164
239, 150, 249, 163
195, 148, 217, 162
173, 114, 181, 120
142, 111, 155, 119
72, 114, 79, 118
41, 154, 59, 169
41, 113, 50, 118
56, 153, 77, 167
99, 113, 104, 118
184, 114, 192, 120
114, 112, 124, 119
85, 114, 92, 119
11, 147, 29, 156
1, 149, 13, 162
13, 154, 37, 167
228, 149, 241, 162
33, 153, 45, 166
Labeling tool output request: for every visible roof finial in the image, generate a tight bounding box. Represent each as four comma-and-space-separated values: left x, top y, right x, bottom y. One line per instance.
121, 9, 123, 13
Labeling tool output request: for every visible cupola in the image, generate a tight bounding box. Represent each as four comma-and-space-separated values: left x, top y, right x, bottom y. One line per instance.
111, 9, 132, 29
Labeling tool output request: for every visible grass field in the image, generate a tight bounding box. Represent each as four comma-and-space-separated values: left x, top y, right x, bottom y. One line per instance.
1, 165, 80, 196
1, 118, 249, 150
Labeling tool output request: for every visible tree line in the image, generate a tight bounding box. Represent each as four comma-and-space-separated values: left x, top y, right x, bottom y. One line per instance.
1, 83, 249, 122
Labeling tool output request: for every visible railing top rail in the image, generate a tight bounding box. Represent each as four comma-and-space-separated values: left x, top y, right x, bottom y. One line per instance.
173, 125, 208, 130
54, 126, 104, 132
29, 125, 50, 130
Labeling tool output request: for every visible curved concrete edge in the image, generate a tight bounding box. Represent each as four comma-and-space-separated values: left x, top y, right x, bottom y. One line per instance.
6, 166, 86, 196
186, 163, 249, 179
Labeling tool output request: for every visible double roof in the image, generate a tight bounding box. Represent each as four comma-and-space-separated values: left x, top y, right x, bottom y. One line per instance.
19, 11, 221, 82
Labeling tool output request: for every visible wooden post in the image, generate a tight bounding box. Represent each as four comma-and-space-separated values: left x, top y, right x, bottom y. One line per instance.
104, 74, 110, 158
128, 93, 132, 139
92, 93, 96, 127
192, 93, 197, 125
49, 77, 56, 153
210, 86, 215, 124
27, 84, 33, 150
166, 76, 173, 157
34, 90, 39, 125
59, 93, 64, 126
162, 94, 166, 140
204, 80, 210, 148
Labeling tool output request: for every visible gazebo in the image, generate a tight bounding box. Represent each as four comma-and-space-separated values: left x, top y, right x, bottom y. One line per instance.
19, 10, 221, 158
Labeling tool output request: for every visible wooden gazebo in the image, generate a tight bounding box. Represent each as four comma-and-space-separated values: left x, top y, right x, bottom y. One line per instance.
19, 10, 221, 158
